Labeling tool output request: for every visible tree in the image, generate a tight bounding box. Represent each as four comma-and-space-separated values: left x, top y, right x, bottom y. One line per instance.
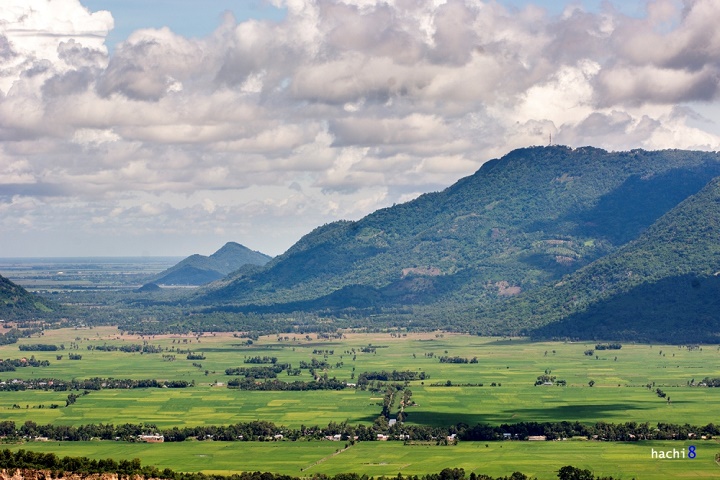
588, 380, 595, 387
558, 465, 595, 480
439, 467, 465, 480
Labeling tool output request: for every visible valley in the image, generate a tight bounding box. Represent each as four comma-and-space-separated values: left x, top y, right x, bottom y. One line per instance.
0, 327, 717, 479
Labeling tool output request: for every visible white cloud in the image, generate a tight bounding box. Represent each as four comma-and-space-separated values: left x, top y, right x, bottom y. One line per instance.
0, 0, 111, 93
596, 64, 719, 105
1, 0, 720, 256
72, 128, 120, 145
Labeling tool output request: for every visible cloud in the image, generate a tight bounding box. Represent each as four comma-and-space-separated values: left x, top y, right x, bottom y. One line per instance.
1, 0, 720, 256
593, 0, 720, 105
596, 64, 720, 105
330, 114, 448, 147
0, 0, 111, 93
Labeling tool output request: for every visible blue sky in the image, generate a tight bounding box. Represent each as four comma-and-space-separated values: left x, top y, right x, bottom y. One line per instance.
1, 0, 719, 257
80, 0, 287, 49
81, 0, 649, 50
501, 0, 647, 16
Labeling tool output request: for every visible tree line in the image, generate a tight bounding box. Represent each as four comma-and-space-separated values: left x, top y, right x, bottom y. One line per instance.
0, 448, 624, 480
0, 377, 192, 392
357, 370, 427, 384
88, 343, 163, 353
0, 356, 50, 371
438, 356, 478, 364
2, 419, 717, 444
244, 355, 279, 364
18, 343, 59, 351
227, 376, 346, 391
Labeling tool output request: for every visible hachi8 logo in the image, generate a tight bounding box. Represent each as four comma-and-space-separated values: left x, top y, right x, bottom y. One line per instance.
651, 446, 696, 459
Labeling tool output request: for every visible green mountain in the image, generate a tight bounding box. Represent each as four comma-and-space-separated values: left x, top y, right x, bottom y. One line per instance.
493, 176, 720, 343
151, 242, 271, 286
200, 146, 720, 326
0, 274, 52, 317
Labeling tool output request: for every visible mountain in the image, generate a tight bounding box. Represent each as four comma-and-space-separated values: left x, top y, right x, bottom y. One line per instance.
199, 146, 720, 324
494, 176, 720, 343
0, 274, 53, 317
151, 242, 272, 286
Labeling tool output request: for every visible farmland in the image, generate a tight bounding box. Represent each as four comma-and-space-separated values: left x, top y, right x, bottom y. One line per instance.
1, 327, 719, 479
2, 328, 720, 426
7, 439, 716, 479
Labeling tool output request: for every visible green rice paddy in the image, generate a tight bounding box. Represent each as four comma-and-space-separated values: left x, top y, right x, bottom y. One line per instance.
1, 327, 719, 478
7, 440, 716, 479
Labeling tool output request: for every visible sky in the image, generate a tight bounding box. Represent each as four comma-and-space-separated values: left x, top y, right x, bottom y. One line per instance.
1, 0, 719, 258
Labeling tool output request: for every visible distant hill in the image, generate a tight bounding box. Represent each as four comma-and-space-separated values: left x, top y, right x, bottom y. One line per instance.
498, 176, 720, 343
135, 282, 162, 293
200, 146, 720, 326
0, 274, 52, 317
151, 242, 271, 286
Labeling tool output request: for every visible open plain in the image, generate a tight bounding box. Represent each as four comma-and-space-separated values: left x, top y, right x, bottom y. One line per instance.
1, 327, 719, 478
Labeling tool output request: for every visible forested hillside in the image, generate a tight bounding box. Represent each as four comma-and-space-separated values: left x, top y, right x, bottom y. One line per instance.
492, 176, 720, 343
0, 274, 52, 318
200, 146, 720, 326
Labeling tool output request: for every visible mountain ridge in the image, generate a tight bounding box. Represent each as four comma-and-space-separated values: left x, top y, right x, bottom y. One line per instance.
200, 146, 720, 322
150, 242, 271, 286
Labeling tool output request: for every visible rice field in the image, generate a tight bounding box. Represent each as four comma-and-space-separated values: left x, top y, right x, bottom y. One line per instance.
7, 439, 716, 479
2, 327, 720, 478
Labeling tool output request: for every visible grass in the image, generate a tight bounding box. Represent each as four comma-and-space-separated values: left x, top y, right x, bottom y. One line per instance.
406, 385, 720, 426
3, 328, 720, 479
0, 389, 379, 427
3, 329, 720, 428
6, 440, 718, 479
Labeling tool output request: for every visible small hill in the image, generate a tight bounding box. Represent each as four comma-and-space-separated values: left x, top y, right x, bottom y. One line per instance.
155, 265, 225, 285
151, 242, 271, 286
0, 274, 52, 317
134, 282, 162, 293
